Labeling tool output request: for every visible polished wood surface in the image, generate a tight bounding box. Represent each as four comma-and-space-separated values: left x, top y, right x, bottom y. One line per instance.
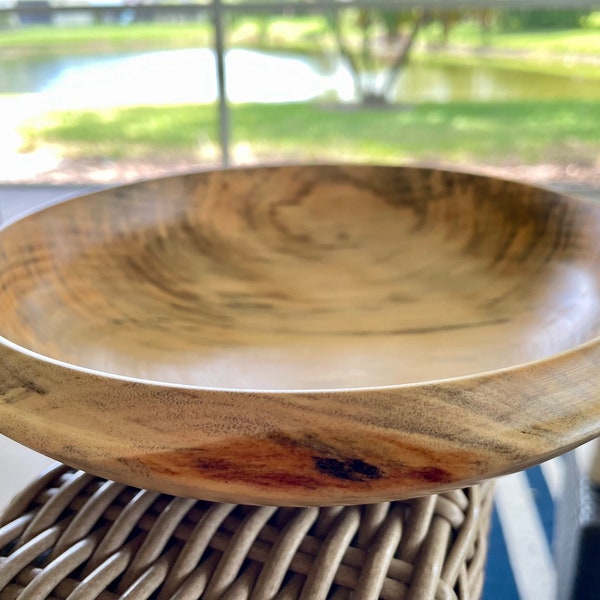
1, 164, 600, 505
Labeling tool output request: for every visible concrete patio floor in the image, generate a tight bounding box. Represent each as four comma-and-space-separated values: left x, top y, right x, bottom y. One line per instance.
0, 183, 103, 225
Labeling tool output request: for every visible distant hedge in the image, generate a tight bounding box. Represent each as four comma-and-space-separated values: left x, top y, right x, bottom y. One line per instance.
499, 9, 591, 30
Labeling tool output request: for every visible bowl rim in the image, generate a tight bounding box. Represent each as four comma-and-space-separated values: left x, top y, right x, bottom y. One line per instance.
2, 162, 600, 396
0, 323, 598, 395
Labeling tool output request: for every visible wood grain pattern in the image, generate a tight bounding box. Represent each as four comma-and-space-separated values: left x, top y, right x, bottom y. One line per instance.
1, 164, 600, 505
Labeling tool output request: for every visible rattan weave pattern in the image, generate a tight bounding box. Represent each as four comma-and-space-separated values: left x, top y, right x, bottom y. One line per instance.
0, 464, 494, 599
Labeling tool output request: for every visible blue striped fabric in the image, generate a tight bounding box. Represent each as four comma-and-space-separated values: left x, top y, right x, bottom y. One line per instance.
484, 507, 521, 599
484, 463, 561, 600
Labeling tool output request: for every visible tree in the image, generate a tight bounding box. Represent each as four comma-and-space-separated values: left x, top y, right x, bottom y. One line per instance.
425, 9, 463, 48
327, 8, 425, 106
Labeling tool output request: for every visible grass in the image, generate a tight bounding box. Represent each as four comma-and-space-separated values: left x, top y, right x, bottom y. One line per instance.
0, 17, 331, 56
0, 22, 214, 55
478, 27, 600, 54
23, 100, 600, 166
424, 18, 600, 54
231, 14, 332, 50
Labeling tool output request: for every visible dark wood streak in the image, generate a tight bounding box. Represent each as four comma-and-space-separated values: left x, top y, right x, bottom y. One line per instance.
0, 362, 49, 398
345, 318, 512, 337
313, 457, 383, 482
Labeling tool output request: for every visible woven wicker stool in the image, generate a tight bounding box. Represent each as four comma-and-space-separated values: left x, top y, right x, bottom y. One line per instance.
0, 464, 493, 600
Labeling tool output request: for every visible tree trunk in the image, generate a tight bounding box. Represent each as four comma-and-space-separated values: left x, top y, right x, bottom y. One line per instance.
380, 13, 425, 100
328, 11, 364, 100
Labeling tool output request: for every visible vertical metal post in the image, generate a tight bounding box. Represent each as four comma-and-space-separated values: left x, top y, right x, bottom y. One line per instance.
213, 0, 230, 166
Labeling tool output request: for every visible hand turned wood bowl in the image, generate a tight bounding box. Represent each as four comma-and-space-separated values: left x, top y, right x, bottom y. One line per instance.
1, 165, 600, 506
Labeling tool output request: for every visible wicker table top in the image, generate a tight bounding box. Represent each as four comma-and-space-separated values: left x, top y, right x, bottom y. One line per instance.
0, 464, 494, 599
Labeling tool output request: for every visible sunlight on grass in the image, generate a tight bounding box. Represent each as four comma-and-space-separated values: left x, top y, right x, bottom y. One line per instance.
491, 28, 600, 53
0, 23, 212, 53
22, 101, 600, 168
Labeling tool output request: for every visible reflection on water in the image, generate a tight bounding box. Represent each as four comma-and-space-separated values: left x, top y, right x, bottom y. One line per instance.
395, 61, 600, 102
0, 49, 354, 106
1, 47, 599, 108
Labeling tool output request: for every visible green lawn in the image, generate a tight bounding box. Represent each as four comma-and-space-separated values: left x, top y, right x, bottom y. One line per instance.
425, 18, 600, 54
0, 23, 213, 54
0, 17, 330, 55
24, 100, 600, 166
478, 26, 600, 53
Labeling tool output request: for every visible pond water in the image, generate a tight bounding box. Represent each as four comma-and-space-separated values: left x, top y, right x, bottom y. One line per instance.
1, 47, 599, 108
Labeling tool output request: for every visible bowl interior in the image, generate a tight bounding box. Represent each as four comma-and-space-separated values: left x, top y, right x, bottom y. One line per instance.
2, 165, 600, 390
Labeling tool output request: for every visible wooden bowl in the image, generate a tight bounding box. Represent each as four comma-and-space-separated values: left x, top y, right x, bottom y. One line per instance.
1, 165, 600, 506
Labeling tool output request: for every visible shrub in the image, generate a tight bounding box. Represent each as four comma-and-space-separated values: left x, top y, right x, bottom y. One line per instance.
499, 9, 591, 31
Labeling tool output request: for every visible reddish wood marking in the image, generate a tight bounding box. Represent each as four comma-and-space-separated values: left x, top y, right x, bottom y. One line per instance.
135, 431, 474, 498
